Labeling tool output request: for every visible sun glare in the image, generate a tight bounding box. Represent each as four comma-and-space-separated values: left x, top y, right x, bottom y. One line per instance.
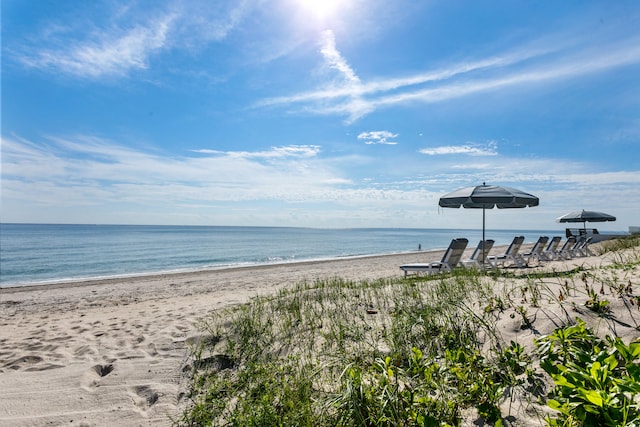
295, 0, 344, 21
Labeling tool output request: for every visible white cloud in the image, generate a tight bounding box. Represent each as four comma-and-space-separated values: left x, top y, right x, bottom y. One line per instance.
259, 46, 551, 106
0, 136, 341, 204
2, 135, 639, 227
357, 131, 398, 145
18, 15, 174, 79
12, 1, 252, 80
319, 30, 361, 85
258, 32, 640, 121
170, 0, 253, 45
192, 145, 321, 159
553, 171, 640, 186
420, 141, 498, 156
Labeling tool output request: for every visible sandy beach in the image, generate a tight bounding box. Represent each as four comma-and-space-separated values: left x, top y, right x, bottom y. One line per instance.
0, 250, 446, 426
1, 245, 638, 426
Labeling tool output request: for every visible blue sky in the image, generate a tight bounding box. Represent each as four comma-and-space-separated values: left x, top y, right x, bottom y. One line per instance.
2, 0, 639, 231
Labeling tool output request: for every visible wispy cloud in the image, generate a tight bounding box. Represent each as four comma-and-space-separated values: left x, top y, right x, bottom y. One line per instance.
319, 30, 361, 85
191, 145, 321, 159
11, 1, 252, 80
358, 131, 398, 145
420, 141, 497, 156
16, 15, 173, 79
171, 0, 252, 45
258, 32, 640, 122
259, 46, 550, 106
1, 136, 343, 204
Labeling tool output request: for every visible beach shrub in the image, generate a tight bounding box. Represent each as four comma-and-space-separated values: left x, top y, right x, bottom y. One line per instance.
329, 344, 519, 426
536, 319, 640, 426
330, 351, 462, 426
329, 332, 526, 426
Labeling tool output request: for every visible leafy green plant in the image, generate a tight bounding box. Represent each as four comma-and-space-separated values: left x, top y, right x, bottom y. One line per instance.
330, 345, 510, 427
484, 296, 505, 313
585, 290, 611, 315
498, 341, 531, 377
536, 319, 640, 426
331, 354, 462, 426
515, 305, 533, 330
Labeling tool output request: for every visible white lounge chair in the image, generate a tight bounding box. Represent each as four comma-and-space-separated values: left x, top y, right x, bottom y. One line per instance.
570, 236, 593, 257
461, 239, 495, 269
400, 238, 469, 276
579, 236, 594, 256
541, 236, 562, 261
487, 236, 525, 268
521, 236, 549, 265
555, 236, 577, 259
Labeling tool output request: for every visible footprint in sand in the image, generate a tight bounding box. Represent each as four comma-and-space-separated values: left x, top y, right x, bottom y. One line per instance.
3, 354, 43, 370
74, 345, 98, 358
128, 385, 160, 412
145, 342, 158, 357
32, 327, 47, 337
24, 362, 65, 372
93, 364, 114, 376
70, 325, 89, 334
81, 363, 114, 390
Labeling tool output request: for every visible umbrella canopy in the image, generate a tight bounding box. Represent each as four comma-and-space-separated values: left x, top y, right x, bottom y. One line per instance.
556, 209, 616, 232
439, 183, 539, 262
556, 210, 616, 223
438, 183, 540, 210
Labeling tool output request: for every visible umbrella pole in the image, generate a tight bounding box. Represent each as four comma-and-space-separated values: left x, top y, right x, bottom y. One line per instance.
482, 207, 486, 269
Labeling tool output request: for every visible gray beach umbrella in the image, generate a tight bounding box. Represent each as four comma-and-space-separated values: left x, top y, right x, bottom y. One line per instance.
439, 183, 540, 261
556, 209, 616, 233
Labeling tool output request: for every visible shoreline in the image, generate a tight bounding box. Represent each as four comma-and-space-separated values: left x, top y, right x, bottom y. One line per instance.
0, 249, 437, 292
2, 224, 581, 290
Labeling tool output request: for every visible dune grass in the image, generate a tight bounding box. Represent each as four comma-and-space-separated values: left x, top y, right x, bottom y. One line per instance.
175, 242, 640, 426
597, 235, 640, 255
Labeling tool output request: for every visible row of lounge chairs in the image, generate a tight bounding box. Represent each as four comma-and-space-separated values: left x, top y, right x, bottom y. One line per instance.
400, 235, 594, 276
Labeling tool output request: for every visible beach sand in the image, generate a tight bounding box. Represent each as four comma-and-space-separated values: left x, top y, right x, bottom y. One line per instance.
1, 246, 638, 426
0, 250, 443, 426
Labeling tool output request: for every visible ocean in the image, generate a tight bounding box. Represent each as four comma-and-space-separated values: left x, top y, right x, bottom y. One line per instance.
0, 223, 563, 288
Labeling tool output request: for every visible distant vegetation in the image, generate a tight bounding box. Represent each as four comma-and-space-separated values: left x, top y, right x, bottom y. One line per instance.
175, 240, 640, 426
598, 235, 640, 254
